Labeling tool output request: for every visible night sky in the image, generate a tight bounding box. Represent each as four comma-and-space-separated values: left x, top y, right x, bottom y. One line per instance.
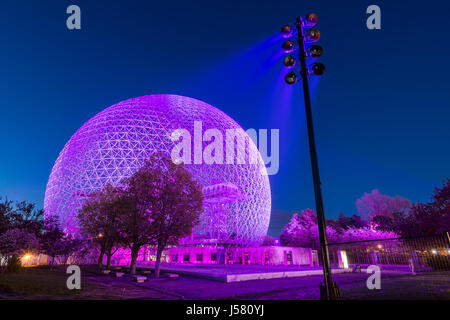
1, 0, 449, 236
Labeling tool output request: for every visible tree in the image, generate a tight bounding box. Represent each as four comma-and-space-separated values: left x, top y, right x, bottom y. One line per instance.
40, 215, 83, 265
14, 201, 45, 236
356, 190, 412, 230
351, 214, 367, 229
78, 185, 126, 269
0, 228, 39, 271
262, 235, 275, 246
371, 215, 395, 231
40, 216, 65, 265
336, 213, 367, 230
52, 238, 84, 265
114, 189, 156, 275
125, 154, 203, 277
280, 209, 338, 249
0, 198, 44, 237
280, 208, 399, 248
337, 227, 398, 242
0, 198, 44, 272
0, 197, 14, 234
431, 178, 450, 231
397, 178, 450, 236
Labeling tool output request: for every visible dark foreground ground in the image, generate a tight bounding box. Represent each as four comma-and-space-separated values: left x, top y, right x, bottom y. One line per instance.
0, 265, 448, 300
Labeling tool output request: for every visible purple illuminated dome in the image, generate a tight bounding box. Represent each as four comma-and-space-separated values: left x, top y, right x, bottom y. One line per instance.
44, 94, 271, 245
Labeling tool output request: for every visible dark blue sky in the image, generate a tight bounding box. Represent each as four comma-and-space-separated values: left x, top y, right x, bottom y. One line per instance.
1, 0, 449, 236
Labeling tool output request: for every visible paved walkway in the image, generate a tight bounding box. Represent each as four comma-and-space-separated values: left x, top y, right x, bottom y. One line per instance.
101, 269, 450, 300
2, 266, 448, 300
136, 263, 350, 282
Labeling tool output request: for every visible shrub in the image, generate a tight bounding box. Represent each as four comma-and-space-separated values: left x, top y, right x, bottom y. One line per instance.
6, 256, 22, 273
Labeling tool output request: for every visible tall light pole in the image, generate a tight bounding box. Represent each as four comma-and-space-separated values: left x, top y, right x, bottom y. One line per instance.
281, 14, 341, 300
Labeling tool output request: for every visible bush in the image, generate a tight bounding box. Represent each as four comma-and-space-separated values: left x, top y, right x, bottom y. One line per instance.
6, 256, 22, 273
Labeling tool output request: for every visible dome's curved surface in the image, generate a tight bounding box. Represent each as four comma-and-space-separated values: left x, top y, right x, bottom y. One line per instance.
44, 94, 271, 244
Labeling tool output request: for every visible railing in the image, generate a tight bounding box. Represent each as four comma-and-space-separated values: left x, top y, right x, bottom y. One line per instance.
327, 232, 450, 272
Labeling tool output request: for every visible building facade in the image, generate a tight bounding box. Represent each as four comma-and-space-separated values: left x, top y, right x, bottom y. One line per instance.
111, 245, 319, 267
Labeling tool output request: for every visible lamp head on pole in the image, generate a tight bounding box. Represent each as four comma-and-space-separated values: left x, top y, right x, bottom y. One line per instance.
282, 40, 295, 53
306, 29, 321, 43
304, 13, 318, 27
310, 62, 325, 75
309, 45, 323, 58
281, 24, 294, 38
285, 71, 297, 84
283, 55, 296, 68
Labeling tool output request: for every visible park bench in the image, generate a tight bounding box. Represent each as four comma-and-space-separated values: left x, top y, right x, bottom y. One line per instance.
141, 270, 152, 275
132, 275, 147, 283
166, 273, 179, 279
115, 272, 125, 278
102, 270, 111, 275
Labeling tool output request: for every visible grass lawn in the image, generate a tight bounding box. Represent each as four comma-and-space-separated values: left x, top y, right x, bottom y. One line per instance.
0, 265, 449, 300
0, 265, 174, 299
0, 266, 83, 299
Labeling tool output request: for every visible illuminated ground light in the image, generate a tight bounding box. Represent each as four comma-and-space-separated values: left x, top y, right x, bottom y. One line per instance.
22, 254, 32, 260
21, 253, 32, 265
44, 94, 271, 245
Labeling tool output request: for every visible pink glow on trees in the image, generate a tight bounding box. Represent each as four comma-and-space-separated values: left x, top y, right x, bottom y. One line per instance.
356, 189, 412, 220
78, 185, 125, 269
0, 228, 39, 270
280, 209, 399, 248
124, 154, 203, 277
336, 227, 398, 242
280, 209, 339, 249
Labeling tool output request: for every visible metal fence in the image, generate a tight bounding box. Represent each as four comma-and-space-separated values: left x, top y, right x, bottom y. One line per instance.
327, 232, 450, 272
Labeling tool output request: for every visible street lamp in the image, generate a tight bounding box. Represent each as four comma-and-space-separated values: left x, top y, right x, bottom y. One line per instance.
285, 71, 297, 84
281, 24, 294, 38
309, 45, 323, 58
283, 55, 296, 68
280, 14, 341, 300
282, 40, 295, 53
305, 29, 321, 43
311, 62, 325, 75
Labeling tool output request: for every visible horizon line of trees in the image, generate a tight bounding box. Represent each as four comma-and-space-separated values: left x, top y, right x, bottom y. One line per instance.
0, 154, 204, 277
279, 178, 450, 248
1, 169, 448, 273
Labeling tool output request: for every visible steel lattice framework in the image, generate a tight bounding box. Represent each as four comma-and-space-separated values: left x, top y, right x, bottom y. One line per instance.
44, 94, 271, 245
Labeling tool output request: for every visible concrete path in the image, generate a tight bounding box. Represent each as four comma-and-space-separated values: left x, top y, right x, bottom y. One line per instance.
136, 263, 351, 282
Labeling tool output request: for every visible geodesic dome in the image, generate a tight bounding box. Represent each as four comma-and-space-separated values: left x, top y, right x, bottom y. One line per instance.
44, 94, 271, 245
